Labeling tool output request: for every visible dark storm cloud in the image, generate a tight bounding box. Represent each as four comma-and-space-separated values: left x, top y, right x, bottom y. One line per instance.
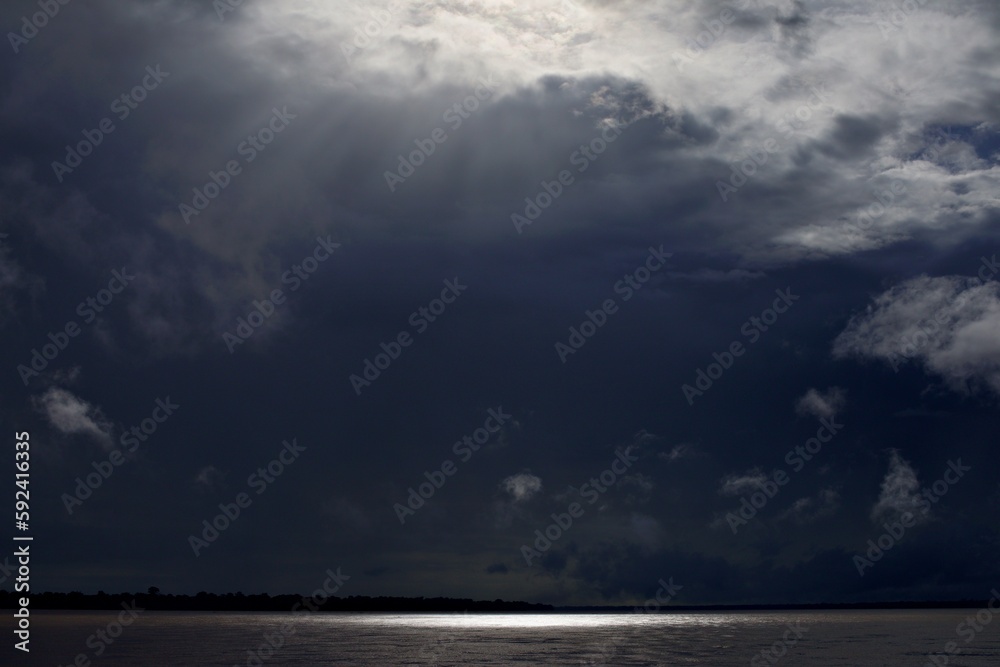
817, 114, 895, 160
1, 0, 999, 607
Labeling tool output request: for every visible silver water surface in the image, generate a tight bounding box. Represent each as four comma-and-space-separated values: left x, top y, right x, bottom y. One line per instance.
13, 609, 1000, 665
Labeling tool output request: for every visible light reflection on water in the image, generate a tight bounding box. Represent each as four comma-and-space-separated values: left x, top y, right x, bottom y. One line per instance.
362, 612, 751, 628
16, 610, 1000, 666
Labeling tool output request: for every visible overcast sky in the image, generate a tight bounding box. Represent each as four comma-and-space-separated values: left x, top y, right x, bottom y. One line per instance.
2, 0, 999, 606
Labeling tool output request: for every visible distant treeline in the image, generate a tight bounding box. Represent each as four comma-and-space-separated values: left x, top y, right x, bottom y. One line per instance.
561, 600, 994, 612
0, 590, 552, 612
2, 590, 988, 612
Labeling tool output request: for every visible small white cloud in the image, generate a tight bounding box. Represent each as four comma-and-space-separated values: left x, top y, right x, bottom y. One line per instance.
871, 451, 924, 522
834, 276, 1000, 396
719, 469, 768, 496
50, 366, 83, 385
33, 388, 112, 448
795, 387, 846, 419
778, 489, 840, 523
659, 443, 697, 462
501, 472, 542, 503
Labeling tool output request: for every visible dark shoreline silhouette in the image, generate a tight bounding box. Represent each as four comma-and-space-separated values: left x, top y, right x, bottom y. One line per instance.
0, 590, 551, 612
1, 590, 992, 612
560, 600, 992, 612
